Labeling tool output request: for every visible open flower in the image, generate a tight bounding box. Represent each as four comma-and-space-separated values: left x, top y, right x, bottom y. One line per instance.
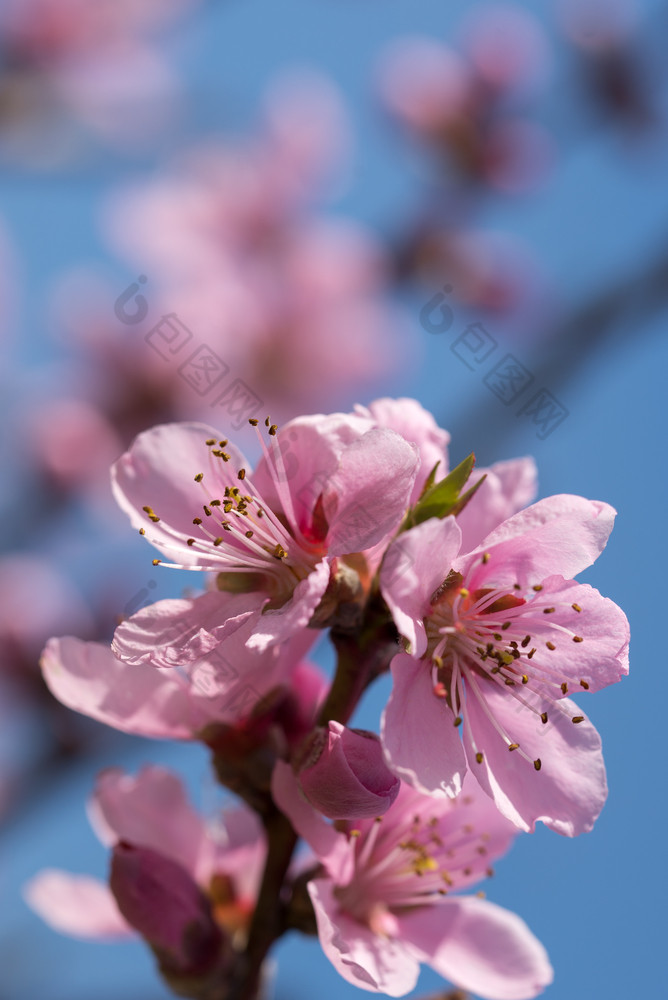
111, 413, 418, 660
380, 495, 629, 835
273, 764, 552, 999
41, 619, 321, 743
25, 765, 265, 948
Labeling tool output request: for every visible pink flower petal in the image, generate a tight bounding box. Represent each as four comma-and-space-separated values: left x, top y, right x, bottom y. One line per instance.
457, 456, 537, 552
245, 559, 330, 652
112, 591, 260, 668
496, 575, 629, 696
308, 878, 420, 996
462, 495, 616, 591
87, 766, 210, 881
381, 517, 462, 657
324, 428, 418, 555
401, 896, 553, 1000
24, 870, 131, 939
41, 637, 207, 740
357, 397, 450, 504
271, 761, 354, 883
251, 413, 371, 531
382, 654, 466, 798
463, 684, 607, 836
111, 422, 250, 566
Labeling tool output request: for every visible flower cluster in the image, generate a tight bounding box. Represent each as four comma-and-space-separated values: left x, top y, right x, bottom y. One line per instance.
28, 397, 628, 1000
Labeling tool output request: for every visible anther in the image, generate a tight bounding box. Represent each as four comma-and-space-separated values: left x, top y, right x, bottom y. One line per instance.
521, 635, 531, 647
139, 528, 145, 535
532, 584, 543, 592
269, 424, 278, 436
453, 716, 462, 727
213, 537, 223, 546
528, 648, 536, 659
504, 678, 515, 686
187, 538, 195, 546
210, 499, 221, 506
152, 559, 161, 566
543, 607, 555, 614
238, 469, 246, 481
560, 682, 568, 694
572, 716, 585, 724
219, 440, 228, 448
546, 641, 556, 651
192, 517, 202, 525
540, 712, 548, 724
475, 752, 484, 764
482, 553, 490, 564
248, 419, 259, 426
501, 621, 511, 630
245, 530, 254, 538
573, 635, 584, 643
203, 505, 212, 517
508, 743, 520, 752
194, 473, 203, 482
534, 759, 542, 771
521, 674, 529, 684
580, 679, 590, 690
572, 603, 582, 612
205, 438, 216, 446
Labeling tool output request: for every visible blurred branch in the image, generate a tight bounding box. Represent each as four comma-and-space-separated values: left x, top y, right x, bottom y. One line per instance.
416, 991, 468, 1000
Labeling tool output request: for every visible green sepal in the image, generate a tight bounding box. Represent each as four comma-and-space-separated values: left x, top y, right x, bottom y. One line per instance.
405, 454, 487, 528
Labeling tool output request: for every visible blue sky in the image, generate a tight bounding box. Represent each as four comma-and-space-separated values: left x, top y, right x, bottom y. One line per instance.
1, 1, 666, 998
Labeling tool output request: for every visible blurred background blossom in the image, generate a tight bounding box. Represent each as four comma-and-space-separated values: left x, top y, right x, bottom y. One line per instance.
0, 0, 666, 998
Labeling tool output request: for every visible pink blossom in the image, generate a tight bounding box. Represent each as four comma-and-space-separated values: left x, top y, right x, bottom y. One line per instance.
0, 0, 201, 149
103, 77, 407, 417
380, 496, 630, 835
111, 414, 418, 658
25, 765, 265, 943
41, 619, 320, 741
296, 722, 400, 820
273, 765, 552, 998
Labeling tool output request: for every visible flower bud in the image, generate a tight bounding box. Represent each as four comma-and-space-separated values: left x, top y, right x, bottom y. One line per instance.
296, 722, 400, 819
109, 842, 224, 977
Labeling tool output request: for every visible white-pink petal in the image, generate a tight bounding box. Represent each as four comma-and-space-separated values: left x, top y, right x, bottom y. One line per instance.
112, 591, 260, 668
308, 878, 421, 996
111, 421, 250, 566
87, 766, 211, 881
462, 494, 616, 590
41, 637, 207, 740
457, 456, 537, 552
463, 684, 607, 836
245, 559, 330, 652
24, 871, 131, 939
401, 896, 553, 1000
324, 428, 418, 555
381, 517, 462, 657
382, 654, 466, 798
271, 761, 354, 884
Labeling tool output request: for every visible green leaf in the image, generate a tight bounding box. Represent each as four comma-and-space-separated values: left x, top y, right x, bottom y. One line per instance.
411, 453, 476, 526
416, 460, 441, 502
